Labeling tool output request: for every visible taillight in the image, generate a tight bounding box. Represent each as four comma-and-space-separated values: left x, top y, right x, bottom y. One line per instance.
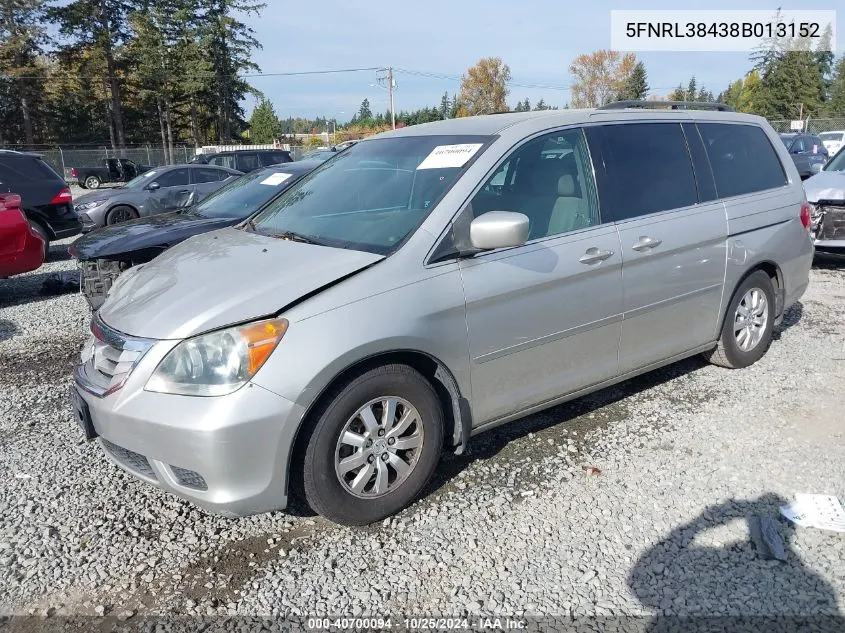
70, 167, 78, 177
800, 202, 812, 231
50, 187, 73, 205
0, 193, 22, 212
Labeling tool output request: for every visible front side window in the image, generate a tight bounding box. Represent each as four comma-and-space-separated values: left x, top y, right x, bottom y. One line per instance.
155, 168, 191, 188
249, 135, 492, 254
469, 128, 600, 240
698, 123, 787, 198
587, 123, 698, 221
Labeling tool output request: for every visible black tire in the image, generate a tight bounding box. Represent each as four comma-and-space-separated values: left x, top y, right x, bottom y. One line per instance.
27, 221, 49, 261
106, 205, 138, 226
302, 364, 443, 526
84, 175, 101, 189
703, 270, 776, 369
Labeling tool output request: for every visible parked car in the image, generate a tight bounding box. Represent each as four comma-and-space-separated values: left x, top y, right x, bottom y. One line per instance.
190, 149, 293, 172
73, 103, 813, 526
69, 160, 323, 310
65, 158, 153, 190
0, 193, 46, 278
301, 147, 340, 162
803, 145, 845, 255
818, 130, 845, 156
74, 164, 242, 232
0, 150, 80, 252
779, 133, 829, 179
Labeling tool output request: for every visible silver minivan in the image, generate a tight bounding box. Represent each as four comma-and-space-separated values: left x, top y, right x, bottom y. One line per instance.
73, 103, 814, 526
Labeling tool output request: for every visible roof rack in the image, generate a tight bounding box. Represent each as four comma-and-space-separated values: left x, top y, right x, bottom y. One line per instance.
599, 100, 734, 112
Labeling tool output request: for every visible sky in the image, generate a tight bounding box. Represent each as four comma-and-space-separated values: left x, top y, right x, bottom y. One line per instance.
243, 0, 842, 122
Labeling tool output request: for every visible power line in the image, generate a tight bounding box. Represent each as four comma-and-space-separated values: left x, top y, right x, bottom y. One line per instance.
0, 66, 382, 81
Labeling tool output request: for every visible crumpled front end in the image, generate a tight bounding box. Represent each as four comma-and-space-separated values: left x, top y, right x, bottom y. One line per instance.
811, 202, 845, 253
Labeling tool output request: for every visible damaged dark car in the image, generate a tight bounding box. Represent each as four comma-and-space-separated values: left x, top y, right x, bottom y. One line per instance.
68, 160, 322, 310
803, 146, 845, 257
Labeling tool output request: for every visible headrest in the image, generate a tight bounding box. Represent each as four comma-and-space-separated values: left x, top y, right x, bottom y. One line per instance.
529, 163, 563, 195
558, 174, 577, 197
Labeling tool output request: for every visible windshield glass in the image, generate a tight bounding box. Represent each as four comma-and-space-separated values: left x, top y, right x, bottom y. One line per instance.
249, 135, 492, 254
190, 168, 301, 218
779, 135, 793, 147
123, 169, 162, 190
824, 148, 845, 172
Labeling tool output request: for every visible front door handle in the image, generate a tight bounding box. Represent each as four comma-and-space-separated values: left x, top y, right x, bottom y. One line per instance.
178, 189, 191, 194
579, 247, 614, 265
631, 236, 663, 251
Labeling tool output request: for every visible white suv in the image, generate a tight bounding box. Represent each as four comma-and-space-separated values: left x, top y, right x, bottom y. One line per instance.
819, 131, 845, 156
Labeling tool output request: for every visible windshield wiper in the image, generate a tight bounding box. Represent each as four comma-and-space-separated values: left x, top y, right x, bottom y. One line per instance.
271, 230, 326, 246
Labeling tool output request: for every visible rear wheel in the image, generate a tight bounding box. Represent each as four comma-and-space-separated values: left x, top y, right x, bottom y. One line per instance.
703, 270, 775, 369
27, 221, 49, 262
106, 205, 138, 226
84, 175, 101, 190
302, 364, 443, 526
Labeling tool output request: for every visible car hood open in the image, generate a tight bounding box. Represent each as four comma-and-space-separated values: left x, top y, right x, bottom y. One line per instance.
804, 171, 845, 203
70, 211, 237, 260
98, 227, 385, 340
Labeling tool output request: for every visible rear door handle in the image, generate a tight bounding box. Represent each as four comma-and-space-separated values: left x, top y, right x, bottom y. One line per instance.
178, 189, 191, 194
579, 247, 614, 265
631, 236, 663, 251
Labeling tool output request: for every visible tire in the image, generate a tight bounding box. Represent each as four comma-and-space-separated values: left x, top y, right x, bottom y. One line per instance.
302, 364, 443, 526
27, 221, 49, 262
703, 270, 776, 369
106, 205, 138, 226
84, 175, 101, 189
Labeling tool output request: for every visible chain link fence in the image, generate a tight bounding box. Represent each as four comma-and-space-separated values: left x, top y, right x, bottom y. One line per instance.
1, 143, 307, 176
769, 118, 845, 135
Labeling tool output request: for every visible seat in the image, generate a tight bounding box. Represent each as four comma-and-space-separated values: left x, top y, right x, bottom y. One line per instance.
517, 161, 567, 239
547, 174, 592, 235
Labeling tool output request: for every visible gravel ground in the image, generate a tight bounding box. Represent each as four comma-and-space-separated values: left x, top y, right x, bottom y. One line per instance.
1, 242, 844, 625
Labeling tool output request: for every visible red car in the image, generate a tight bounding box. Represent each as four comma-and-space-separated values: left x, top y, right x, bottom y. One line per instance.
0, 193, 46, 278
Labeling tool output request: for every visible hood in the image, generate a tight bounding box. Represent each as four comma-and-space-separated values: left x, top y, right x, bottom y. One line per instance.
74, 187, 132, 206
69, 211, 237, 260
804, 170, 845, 203
98, 227, 385, 340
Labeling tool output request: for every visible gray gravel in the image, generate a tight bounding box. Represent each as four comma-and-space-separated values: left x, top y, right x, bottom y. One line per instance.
1, 244, 844, 621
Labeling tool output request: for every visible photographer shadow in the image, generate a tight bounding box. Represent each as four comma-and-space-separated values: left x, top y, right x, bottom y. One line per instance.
628, 493, 843, 633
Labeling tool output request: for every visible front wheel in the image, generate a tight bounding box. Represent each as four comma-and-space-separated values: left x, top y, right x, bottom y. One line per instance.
703, 270, 775, 369
302, 364, 443, 526
84, 175, 101, 189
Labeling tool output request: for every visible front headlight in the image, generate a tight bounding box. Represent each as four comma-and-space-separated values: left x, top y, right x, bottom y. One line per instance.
145, 318, 289, 396
76, 200, 106, 212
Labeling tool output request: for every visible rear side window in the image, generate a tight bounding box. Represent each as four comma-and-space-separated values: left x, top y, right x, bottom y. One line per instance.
208, 155, 236, 169
0, 157, 62, 182
237, 153, 260, 171
698, 123, 787, 198
194, 168, 225, 183
587, 123, 697, 221
260, 151, 291, 166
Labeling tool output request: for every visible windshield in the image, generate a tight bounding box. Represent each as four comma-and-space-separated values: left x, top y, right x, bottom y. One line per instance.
190, 168, 302, 218
824, 148, 845, 172
249, 135, 492, 254
122, 169, 162, 190
779, 135, 793, 147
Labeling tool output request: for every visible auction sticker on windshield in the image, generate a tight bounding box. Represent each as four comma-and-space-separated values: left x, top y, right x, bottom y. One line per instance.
260, 173, 292, 186
417, 143, 483, 170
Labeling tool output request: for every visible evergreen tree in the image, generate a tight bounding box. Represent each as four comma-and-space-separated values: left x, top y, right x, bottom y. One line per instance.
357, 98, 372, 121
686, 76, 697, 101
248, 98, 280, 142
616, 61, 649, 100
439, 92, 450, 118
827, 55, 845, 115
755, 50, 823, 118
815, 25, 835, 103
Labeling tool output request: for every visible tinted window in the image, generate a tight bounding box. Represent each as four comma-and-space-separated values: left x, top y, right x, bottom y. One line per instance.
470, 128, 600, 240
154, 168, 191, 188
191, 169, 299, 219
698, 123, 787, 198
588, 123, 697, 221
251, 134, 492, 254
0, 156, 62, 182
236, 153, 261, 172
810, 137, 826, 154
194, 168, 225, 183
208, 155, 236, 169
259, 151, 291, 166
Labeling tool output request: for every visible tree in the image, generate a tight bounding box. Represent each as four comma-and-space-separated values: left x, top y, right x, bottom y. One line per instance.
569, 50, 636, 107
458, 57, 511, 116
534, 98, 547, 110
357, 98, 372, 121
815, 24, 835, 103
248, 97, 279, 142
755, 49, 823, 118
668, 84, 685, 102
0, 0, 50, 146
51, 0, 139, 149
685, 76, 697, 102
616, 61, 649, 101
439, 92, 450, 118
825, 55, 845, 115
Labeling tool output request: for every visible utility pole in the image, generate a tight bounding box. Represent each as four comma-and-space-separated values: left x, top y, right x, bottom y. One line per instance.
388, 67, 395, 130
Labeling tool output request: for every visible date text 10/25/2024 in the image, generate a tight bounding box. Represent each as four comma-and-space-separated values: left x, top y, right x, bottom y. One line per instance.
307, 617, 529, 630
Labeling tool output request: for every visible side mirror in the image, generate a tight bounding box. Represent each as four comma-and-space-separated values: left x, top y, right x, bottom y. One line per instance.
146, 182, 160, 191
470, 211, 529, 250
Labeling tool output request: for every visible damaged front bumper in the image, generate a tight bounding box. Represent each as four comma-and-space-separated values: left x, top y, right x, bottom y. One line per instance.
810, 202, 845, 254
